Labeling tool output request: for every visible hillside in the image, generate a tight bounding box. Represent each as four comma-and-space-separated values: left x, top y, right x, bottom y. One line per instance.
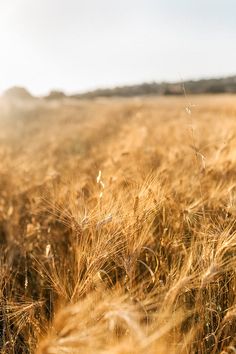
71, 75, 236, 99
3, 76, 236, 101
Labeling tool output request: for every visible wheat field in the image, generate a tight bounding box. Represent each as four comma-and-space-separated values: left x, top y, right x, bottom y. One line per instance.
1, 94, 236, 353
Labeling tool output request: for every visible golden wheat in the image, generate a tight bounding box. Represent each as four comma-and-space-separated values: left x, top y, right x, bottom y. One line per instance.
0, 95, 236, 353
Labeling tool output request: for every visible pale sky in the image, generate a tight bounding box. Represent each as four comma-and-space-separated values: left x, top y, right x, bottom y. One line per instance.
0, 0, 235, 95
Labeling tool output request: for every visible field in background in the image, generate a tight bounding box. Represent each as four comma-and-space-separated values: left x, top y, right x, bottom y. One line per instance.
1, 95, 236, 353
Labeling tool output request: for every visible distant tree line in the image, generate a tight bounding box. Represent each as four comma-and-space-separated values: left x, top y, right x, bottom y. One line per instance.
71, 76, 236, 99
3, 76, 236, 100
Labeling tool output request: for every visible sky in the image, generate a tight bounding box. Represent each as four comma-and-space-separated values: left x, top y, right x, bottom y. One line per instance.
0, 0, 236, 95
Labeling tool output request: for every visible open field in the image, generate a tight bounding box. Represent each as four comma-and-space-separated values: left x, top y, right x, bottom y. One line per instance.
1, 95, 236, 353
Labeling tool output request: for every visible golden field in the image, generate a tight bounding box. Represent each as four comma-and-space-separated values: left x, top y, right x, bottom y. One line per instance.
1, 95, 236, 353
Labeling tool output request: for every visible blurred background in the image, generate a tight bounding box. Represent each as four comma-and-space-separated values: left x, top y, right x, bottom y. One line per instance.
0, 0, 236, 96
